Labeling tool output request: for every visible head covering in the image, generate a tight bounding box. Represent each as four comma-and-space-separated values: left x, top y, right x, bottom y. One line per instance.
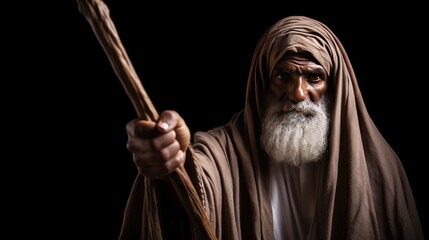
243, 15, 423, 239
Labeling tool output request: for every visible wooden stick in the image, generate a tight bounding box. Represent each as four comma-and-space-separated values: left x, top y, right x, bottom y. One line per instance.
76, 1, 216, 239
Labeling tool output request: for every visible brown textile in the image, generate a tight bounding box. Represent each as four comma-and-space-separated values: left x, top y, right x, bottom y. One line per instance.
119, 16, 424, 240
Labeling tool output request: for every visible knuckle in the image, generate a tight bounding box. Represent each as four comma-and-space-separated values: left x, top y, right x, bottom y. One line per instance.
160, 162, 175, 176
126, 141, 134, 151
125, 119, 138, 135
149, 139, 162, 151
159, 148, 171, 161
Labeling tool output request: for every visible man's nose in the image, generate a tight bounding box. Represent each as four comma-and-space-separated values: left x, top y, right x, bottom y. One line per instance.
287, 76, 307, 102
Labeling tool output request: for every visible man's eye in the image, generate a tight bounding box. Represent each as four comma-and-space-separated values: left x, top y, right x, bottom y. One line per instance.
278, 72, 292, 81
308, 73, 321, 82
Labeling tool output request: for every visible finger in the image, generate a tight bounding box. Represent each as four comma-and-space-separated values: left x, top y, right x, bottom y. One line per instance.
156, 110, 182, 132
157, 110, 190, 151
126, 119, 157, 138
133, 140, 180, 165
138, 151, 184, 178
126, 125, 176, 152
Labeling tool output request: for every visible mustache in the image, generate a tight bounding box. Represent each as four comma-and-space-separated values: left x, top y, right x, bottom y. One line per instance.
278, 99, 319, 116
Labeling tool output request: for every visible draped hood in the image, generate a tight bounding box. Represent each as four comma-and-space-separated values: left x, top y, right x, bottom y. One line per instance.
240, 15, 423, 239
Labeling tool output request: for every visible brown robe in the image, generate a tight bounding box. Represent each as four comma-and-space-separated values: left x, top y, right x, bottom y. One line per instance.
119, 16, 424, 240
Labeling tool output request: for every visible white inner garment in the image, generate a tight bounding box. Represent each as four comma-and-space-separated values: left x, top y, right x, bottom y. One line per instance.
269, 162, 320, 240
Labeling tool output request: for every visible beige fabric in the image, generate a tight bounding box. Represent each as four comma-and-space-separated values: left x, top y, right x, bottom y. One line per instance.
119, 16, 424, 240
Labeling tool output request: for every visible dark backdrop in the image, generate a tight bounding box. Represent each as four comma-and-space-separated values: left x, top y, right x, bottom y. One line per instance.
8, 1, 426, 239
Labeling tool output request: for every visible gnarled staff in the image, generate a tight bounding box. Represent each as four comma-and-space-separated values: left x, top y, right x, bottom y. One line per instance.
76, 1, 216, 239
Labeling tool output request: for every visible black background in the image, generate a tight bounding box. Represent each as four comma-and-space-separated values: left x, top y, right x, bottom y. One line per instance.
7, 1, 427, 239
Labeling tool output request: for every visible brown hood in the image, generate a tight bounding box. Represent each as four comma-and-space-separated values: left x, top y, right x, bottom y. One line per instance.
242, 15, 423, 239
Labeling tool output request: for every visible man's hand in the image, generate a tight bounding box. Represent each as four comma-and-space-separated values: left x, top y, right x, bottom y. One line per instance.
126, 110, 191, 178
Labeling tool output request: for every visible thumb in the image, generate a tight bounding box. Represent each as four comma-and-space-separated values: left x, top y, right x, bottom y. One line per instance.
157, 110, 191, 151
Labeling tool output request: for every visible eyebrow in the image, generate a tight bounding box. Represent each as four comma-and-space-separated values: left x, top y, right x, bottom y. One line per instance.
278, 64, 325, 75
304, 66, 325, 75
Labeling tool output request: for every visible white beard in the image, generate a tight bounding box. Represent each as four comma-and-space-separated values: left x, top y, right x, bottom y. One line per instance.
261, 95, 330, 166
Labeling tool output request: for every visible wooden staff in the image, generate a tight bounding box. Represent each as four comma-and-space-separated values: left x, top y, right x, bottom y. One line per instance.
76, 1, 216, 239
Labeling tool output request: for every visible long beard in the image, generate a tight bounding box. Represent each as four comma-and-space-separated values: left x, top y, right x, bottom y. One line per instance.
260, 95, 330, 166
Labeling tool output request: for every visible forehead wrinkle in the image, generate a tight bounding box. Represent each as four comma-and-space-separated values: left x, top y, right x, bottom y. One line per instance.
276, 60, 325, 76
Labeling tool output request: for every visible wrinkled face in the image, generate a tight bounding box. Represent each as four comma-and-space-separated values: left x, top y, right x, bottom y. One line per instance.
260, 53, 331, 166
270, 53, 328, 103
